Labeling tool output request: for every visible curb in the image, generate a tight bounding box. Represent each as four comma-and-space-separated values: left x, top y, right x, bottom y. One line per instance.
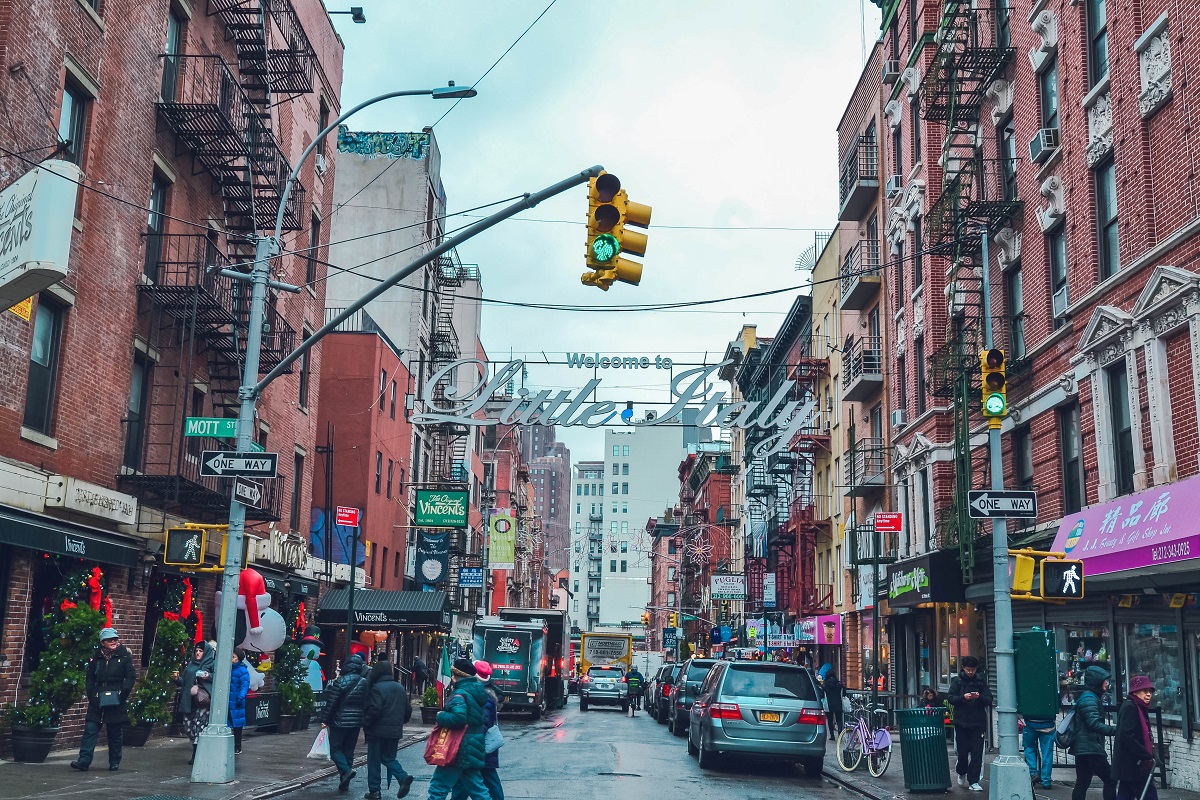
248, 732, 429, 800
822, 767, 899, 800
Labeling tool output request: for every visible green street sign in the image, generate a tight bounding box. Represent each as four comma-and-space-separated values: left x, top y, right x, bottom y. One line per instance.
185, 417, 238, 438
682, 614, 698, 621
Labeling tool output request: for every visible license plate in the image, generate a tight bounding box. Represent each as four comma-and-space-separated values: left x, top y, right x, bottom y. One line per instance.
759, 711, 781, 723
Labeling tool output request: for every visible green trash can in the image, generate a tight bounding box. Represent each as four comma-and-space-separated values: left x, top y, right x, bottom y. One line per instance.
896, 707, 952, 791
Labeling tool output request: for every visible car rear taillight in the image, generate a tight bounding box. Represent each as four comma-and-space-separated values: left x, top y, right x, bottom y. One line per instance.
710, 703, 741, 720
799, 709, 826, 725
662, 685, 672, 697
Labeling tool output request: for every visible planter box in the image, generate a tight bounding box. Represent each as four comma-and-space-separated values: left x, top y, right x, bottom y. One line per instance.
123, 723, 155, 747
277, 714, 298, 734
420, 706, 439, 725
10, 726, 58, 763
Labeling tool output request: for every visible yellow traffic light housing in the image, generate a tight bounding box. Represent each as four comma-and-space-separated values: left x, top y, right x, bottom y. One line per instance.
583, 172, 651, 291
668, 612, 677, 628
1010, 553, 1035, 594
640, 612, 650, 626
980, 348, 1008, 422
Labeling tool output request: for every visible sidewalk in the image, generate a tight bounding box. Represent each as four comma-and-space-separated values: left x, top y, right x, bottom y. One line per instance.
0, 703, 435, 800
823, 741, 1200, 800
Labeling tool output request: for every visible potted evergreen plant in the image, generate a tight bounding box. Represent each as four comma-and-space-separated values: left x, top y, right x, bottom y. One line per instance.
420, 686, 440, 725
278, 682, 315, 734
125, 617, 187, 746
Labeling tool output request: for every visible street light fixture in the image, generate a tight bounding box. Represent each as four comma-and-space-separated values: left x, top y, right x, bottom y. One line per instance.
329, 6, 366, 23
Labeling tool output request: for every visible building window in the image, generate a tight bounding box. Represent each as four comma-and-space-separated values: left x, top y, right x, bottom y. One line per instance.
912, 216, 924, 290
1087, 0, 1109, 86
620, 560, 627, 573
612, 482, 618, 495
620, 538, 628, 550
576, 485, 581, 496
621, 522, 629, 534
1014, 426, 1034, 491
622, 502, 628, 514
894, 243, 905, 299
379, 547, 388, 588
1040, 55, 1060, 129
1059, 404, 1084, 514
996, 0, 1011, 50
998, 116, 1018, 202
389, 379, 397, 419
668, 566, 676, 582
667, 592, 676, 607
144, 174, 169, 280
613, 445, 619, 457
1096, 159, 1120, 280
23, 297, 64, 434
374, 451, 383, 494
910, 95, 922, 165
610, 560, 617, 573
161, 9, 184, 101
914, 337, 927, 415
298, 331, 311, 410
394, 551, 400, 578
1107, 361, 1135, 497
386, 460, 394, 499
612, 463, 619, 475
122, 355, 151, 470
668, 539, 677, 555
621, 482, 628, 495
316, 96, 330, 157
908, 0, 919, 46
892, 125, 903, 178
1005, 264, 1026, 359
1048, 226, 1069, 327
379, 369, 387, 411
897, 354, 907, 415
611, 522, 618, 534
58, 83, 89, 165
622, 445, 630, 456
622, 463, 629, 475
306, 212, 321, 285
290, 454, 304, 531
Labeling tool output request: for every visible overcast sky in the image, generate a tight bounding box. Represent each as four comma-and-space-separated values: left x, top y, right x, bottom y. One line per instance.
329, 1, 882, 462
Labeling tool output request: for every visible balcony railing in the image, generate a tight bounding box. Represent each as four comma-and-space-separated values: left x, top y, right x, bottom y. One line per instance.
838, 133, 880, 221
845, 438, 887, 496
926, 157, 1022, 254
847, 521, 899, 566
139, 234, 236, 331
799, 584, 834, 615
839, 238, 882, 310
842, 336, 884, 401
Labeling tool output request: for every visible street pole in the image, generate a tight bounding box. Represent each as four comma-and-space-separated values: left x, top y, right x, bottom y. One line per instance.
192, 87, 603, 782
346, 518, 359, 663
980, 229, 1030, 800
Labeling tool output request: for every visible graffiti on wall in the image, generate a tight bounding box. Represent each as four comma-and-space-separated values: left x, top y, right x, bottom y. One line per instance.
309, 507, 366, 566
337, 126, 430, 160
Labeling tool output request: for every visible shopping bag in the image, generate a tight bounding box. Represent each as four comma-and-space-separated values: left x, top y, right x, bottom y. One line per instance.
307, 727, 330, 759
424, 725, 465, 766
484, 724, 505, 754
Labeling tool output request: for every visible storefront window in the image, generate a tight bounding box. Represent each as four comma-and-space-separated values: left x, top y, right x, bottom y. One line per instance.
1124, 623, 1183, 721
1057, 626, 1111, 703
937, 603, 971, 688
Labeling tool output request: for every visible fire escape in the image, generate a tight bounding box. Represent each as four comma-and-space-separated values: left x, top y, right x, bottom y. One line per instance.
122, 1, 315, 528
786, 349, 834, 616
921, 0, 1020, 583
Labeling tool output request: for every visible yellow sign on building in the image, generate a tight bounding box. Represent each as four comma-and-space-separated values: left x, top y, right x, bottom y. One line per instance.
7, 297, 32, 321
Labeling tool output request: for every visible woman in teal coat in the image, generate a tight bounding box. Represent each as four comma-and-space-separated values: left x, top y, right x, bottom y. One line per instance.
428, 659, 492, 800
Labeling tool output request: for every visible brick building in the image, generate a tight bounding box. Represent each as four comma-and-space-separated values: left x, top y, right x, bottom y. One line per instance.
0, 0, 342, 750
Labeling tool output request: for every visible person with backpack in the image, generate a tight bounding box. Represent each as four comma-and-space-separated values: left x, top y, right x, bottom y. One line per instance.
363, 659, 414, 800
625, 666, 644, 710
824, 672, 845, 741
948, 656, 992, 791
322, 653, 369, 791
1072, 665, 1118, 800
1113, 676, 1157, 800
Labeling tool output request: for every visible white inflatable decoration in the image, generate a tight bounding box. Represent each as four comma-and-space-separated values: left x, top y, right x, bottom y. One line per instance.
215, 567, 287, 653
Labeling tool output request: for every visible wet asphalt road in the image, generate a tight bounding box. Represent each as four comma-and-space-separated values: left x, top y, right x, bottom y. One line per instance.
281, 698, 865, 800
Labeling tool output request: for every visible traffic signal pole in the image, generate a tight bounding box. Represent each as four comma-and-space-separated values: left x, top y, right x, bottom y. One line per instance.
978, 231, 1030, 800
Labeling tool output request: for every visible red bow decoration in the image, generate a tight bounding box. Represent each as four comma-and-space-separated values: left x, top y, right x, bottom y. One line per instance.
181, 578, 193, 619
87, 567, 103, 611
193, 609, 204, 643
162, 611, 180, 621
104, 596, 113, 626
295, 601, 307, 635
60, 600, 76, 612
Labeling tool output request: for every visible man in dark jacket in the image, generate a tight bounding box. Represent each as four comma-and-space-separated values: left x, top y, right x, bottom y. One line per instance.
363, 660, 414, 800
429, 659, 492, 800
823, 672, 845, 741
625, 666, 644, 710
948, 655, 993, 791
322, 654, 369, 791
1073, 666, 1117, 800
71, 627, 137, 771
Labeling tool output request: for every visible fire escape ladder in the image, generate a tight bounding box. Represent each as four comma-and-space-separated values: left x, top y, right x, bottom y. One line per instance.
428, 254, 469, 486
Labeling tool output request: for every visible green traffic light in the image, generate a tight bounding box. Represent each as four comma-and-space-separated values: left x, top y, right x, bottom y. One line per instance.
985, 393, 1007, 415
591, 233, 620, 263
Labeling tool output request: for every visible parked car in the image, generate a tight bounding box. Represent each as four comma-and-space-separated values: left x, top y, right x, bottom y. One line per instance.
653, 662, 683, 725
579, 665, 629, 712
568, 672, 580, 695
668, 658, 719, 736
686, 660, 826, 776
645, 664, 669, 721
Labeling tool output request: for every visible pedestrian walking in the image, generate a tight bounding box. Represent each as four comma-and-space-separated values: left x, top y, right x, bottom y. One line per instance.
428, 659, 492, 800
1114, 676, 1157, 800
1072, 665, 1118, 800
363, 659, 414, 800
625, 665, 644, 710
948, 655, 992, 791
174, 641, 215, 766
229, 648, 250, 756
451, 661, 504, 800
321, 653, 369, 792
1022, 712, 1057, 789
824, 671, 845, 741
70, 627, 136, 772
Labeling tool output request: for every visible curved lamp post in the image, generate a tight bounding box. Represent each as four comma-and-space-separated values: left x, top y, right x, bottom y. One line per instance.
193, 85, 475, 785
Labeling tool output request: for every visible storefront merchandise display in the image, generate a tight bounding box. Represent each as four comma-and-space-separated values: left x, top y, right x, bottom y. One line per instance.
1124, 623, 1183, 720
1059, 626, 1111, 701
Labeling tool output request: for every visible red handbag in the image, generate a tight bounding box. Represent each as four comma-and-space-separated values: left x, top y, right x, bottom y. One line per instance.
424, 725, 465, 766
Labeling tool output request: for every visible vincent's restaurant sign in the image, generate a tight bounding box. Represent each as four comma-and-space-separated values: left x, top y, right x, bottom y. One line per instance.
414, 489, 468, 527
413, 359, 814, 457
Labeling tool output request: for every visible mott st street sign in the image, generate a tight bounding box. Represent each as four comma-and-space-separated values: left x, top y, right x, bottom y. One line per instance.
968, 490, 1038, 519
200, 451, 278, 478
185, 418, 265, 451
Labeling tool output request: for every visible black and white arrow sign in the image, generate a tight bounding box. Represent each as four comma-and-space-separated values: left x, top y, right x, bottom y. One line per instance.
967, 489, 1038, 519
200, 451, 279, 478
233, 478, 264, 509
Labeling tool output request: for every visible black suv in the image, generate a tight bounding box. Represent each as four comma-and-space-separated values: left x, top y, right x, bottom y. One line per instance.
653, 662, 683, 725
668, 658, 719, 736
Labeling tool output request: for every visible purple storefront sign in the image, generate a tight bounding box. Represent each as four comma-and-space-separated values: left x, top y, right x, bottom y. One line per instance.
1050, 473, 1200, 576
796, 615, 842, 645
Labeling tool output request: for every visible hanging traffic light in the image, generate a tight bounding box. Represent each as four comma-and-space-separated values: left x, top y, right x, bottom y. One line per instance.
669, 612, 678, 628
582, 172, 651, 291
640, 612, 650, 626
980, 348, 1008, 421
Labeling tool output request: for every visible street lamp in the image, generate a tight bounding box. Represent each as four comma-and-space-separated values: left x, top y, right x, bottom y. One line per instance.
328, 6, 367, 23
193, 85, 478, 785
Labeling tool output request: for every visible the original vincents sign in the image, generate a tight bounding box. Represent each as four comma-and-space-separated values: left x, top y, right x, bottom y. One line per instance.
413, 359, 812, 457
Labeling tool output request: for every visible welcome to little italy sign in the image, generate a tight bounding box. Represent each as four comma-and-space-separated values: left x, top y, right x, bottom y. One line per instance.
412, 359, 812, 457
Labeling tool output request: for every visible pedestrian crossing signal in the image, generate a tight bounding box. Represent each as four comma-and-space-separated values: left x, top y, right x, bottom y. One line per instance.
164, 527, 206, 566
1041, 559, 1084, 599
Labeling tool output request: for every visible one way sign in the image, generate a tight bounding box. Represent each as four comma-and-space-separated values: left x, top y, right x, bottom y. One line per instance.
968, 489, 1037, 519
200, 451, 279, 478
233, 478, 263, 509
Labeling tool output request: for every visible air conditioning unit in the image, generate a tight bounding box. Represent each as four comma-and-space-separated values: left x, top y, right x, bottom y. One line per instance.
314, 152, 328, 176
885, 175, 903, 198
882, 60, 901, 85
1028, 128, 1060, 164
1052, 286, 1070, 318
891, 409, 907, 429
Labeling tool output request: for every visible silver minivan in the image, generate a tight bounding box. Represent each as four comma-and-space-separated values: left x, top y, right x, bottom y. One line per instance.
686, 661, 826, 776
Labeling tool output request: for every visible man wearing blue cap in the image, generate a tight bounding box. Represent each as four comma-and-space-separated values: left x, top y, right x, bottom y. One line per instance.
71, 627, 136, 771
